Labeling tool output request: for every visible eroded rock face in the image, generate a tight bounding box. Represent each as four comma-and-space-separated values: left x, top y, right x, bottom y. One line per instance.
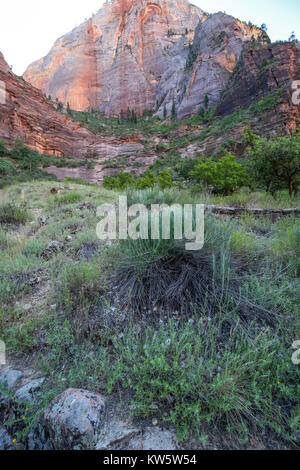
44, 388, 105, 450
156, 12, 268, 119
216, 41, 300, 132
24, 0, 204, 116
0, 51, 154, 171
0, 52, 92, 157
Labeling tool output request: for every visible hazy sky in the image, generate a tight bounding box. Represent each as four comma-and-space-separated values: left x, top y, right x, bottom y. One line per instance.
0, 0, 299, 75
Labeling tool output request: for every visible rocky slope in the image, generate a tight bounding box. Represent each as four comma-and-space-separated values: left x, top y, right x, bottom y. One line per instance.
0, 51, 156, 182
216, 41, 300, 132
0, 52, 92, 157
156, 12, 268, 119
24, 0, 204, 116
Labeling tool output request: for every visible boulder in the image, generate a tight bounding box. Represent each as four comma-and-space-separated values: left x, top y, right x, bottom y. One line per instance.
0, 426, 14, 450
0, 370, 23, 390
15, 378, 45, 404
44, 388, 105, 450
142, 427, 178, 450
96, 419, 139, 450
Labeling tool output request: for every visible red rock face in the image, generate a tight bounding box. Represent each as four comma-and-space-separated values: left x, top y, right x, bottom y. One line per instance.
24, 0, 203, 115
0, 51, 157, 183
0, 52, 93, 157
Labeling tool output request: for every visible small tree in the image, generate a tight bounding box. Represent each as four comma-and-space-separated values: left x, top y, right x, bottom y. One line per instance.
57, 101, 64, 112
66, 102, 72, 115
158, 170, 173, 189
136, 169, 156, 189
163, 105, 167, 120
247, 133, 300, 197
171, 98, 176, 120
190, 152, 246, 195
204, 94, 209, 110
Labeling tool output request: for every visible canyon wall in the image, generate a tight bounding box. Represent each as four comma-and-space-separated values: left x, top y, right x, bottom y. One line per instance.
24, 0, 204, 116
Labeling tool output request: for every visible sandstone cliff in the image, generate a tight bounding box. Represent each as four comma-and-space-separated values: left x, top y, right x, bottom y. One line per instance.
156, 12, 268, 119
0, 52, 92, 157
216, 41, 300, 132
24, 0, 203, 116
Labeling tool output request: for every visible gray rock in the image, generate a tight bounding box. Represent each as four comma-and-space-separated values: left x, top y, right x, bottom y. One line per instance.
15, 378, 45, 404
23, 304, 32, 312
27, 419, 53, 450
44, 388, 105, 450
142, 427, 177, 451
0, 392, 14, 425
39, 215, 47, 225
0, 426, 14, 450
0, 369, 23, 390
96, 420, 139, 450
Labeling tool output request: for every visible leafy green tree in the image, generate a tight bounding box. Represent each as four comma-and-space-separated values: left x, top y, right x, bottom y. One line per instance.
135, 169, 155, 190
175, 158, 198, 180
103, 172, 134, 191
190, 152, 246, 195
11, 139, 40, 172
158, 170, 173, 189
246, 132, 300, 196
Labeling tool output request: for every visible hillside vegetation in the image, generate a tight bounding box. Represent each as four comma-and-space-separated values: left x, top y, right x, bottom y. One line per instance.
0, 179, 299, 449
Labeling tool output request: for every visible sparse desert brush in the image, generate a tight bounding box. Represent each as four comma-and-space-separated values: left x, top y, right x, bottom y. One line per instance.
51, 191, 83, 206
52, 259, 101, 313
102, 317, 299, 442
114, 213, 258, 317
0, 202, 31, 224
125, 186, 181, 206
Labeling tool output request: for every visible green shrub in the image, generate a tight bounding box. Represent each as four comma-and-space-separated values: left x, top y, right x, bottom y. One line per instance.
0, 159, 16, 176
158, 170, 173, 189
53, 260, 101, 313
126, 187, 180, 207
52, 191, 83, 206
247, 132, 300, 196
11, 139, 41, 171
190, 153, 246, 195
0, 203, 31, 224
135, 170, 155, 190
103, 318, 299, 442
0, 140, 10, 157
103, 172, 135, 191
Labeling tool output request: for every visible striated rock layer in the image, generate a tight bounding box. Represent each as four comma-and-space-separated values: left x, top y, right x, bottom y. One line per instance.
0, 52, 92, 157
24, 0, 204, 116
156, 12, 268, 119
0, 50, 153, 182
216, 41, 300, 132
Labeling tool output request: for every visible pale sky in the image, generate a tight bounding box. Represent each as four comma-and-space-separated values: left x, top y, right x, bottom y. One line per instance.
0, 0, 299, 75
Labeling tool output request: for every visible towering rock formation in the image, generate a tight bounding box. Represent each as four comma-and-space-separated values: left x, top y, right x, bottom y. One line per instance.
216, 41, 300, 132
156, 12, 268, 119
24, 0, 204, 116
0, 52, 92, 157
